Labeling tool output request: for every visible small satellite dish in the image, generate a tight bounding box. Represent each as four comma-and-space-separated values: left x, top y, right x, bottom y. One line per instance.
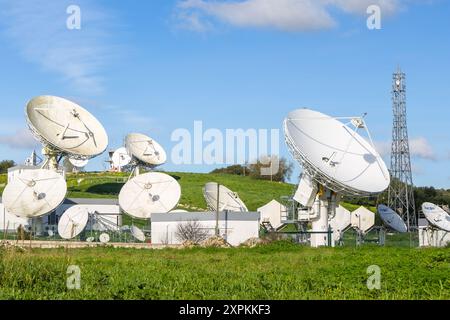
69, 157, 89, 168
125, 133, 167, 167
120, 225, 131, 232
111, 147, 132, 169
118, 172, 181, 219
377, 204, 407, 233
58, 206, 89, 239
422, 202, 450, 232
99, 233, 110, 243
131, 225, 146, 242
86, 236, 95, 243
203, 182, 248, 212
2, 169, 67, 218
47, 230, 54, 237
284, 109, 390, 196
26, 95, 108, 159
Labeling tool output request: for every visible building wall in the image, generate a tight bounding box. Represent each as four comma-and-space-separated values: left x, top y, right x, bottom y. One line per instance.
419, 227, 450, 247
151, 212, 260, 246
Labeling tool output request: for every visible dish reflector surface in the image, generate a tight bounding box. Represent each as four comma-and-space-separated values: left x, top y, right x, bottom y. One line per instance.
111, 147, 132, 168
284, 109, 390, 196
131, 225, 146, 242
422, 202, 450, 232
99, 233, 110, 243
118, 172, 181, 219
69, 157, 89, 168
203, 182, 248, 212
377, 204, 407, 233
26, 96, 108, 159
125, 133, 167, 167
2, 169, 67, 218
58, 205, 89, 239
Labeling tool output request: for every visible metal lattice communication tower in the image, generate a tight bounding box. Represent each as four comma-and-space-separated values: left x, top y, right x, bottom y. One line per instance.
388, 68, 417, 230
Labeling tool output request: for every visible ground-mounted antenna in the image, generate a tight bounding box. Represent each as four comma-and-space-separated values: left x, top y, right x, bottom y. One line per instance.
377, 204, 407, 233
2, 169, 67, 218
422, 202, 450, 232
203, 182, 248, 212
25, 95, 108, 170
125, 133, 167, 177
118, 172, 181, 220
284, 108, 390, 247
58, 206, 89, 240
111, 147, 132, 172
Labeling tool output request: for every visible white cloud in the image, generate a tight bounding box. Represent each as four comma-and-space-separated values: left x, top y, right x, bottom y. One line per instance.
0, 0, 117, 94
0, 128, 39, 150
175, 0, 402, 32
410, 137, 436, 160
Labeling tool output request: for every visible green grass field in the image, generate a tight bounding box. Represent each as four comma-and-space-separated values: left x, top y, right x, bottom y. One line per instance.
0, 242, 448, 300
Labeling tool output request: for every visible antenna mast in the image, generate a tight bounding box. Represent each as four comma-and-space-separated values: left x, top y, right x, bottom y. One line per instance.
388, 68, 417, 230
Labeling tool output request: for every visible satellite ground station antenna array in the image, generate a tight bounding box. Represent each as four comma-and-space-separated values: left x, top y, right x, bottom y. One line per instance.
2, 169, 67, 218
203, 182, 248, 212
125, 133, 167, 170
58, 205, 89, 239
118, 172, 181, 219
378, 204, 407, 233
26, 96, 108, 169
284, 108, 390, 247
422, 202, 450, 232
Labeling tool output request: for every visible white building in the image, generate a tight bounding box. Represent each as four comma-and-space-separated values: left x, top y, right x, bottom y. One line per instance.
419, 227, 450, 247
351, 206, 375, 234
151, 212, 260, 246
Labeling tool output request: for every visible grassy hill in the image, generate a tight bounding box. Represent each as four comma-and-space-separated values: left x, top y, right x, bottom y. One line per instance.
0, 171, 376, 213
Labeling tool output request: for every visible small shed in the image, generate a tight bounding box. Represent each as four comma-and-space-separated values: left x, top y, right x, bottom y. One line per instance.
151, 212, 260, 246
257, 200, 287, 230
351, 206, 375, 234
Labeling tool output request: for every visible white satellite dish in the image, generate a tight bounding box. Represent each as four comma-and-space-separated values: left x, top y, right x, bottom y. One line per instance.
2, 169, 67, 218
47, 230, 54, 237
378, 204, 407, 233
131, 225, 146, 242
58, 206, 89, 239
99, 233, 110, 243
26, 95, 108, 159
69, 157, 89, 168
86, 236, 95, 243
125, 133, 167, 167
111, 147, 132, 169
203, 182, 248, 212
118, 172, 181, 219
284, 109, 390, 196
422, 202, 450, 232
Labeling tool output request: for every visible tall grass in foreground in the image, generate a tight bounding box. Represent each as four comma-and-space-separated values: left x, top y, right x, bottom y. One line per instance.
0, 242, 448, 300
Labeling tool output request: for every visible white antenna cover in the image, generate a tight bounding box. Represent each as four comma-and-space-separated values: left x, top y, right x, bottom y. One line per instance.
422, 202, 450, 232
26, 95, 108, 159
293, 173, 318, 207
329, 205, 351, 241
111, 147, 132, 168
203, 182, 248, 212
99, 233, 110, 243
131, 225, 146, 242
377, 204, 407, 233
284, 109, 390, 196
351, 206, 375, 233
69, 157, 89, 168
2, 169, 67, 218
118, 172, 181, 219
58, 205, 89, 239
125, 133, 167, 167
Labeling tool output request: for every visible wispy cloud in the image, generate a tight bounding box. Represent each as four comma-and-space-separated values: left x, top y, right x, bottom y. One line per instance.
0, 128, 39, 150
375, 136, 437, 161
174, 0, 403, 32
0, 0, 118, 94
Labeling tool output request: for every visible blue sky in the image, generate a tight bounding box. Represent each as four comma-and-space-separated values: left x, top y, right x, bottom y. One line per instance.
0, 0, 449, 188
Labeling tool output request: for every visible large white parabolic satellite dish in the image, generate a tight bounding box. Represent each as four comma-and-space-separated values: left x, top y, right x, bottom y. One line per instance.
125, 133, 167, 167
284, 109, 390, 196
118, 172, 181, 219
422, 202, 450, 232
2, 169, 67, 218
111, 147, 132, 169
378, 204, 407, 233
58, 205, 89, 239
26, 95, 108, 159
203, 182, 248, 212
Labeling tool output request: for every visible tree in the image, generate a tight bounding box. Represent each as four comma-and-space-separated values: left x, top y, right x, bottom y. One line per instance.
175, 220, 210, 244
247, 155, 293, 183
211, 164, 246, 176
0, 160, 15, 174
